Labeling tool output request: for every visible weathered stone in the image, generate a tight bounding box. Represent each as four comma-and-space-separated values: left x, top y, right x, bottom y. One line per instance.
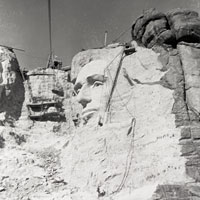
167, 9, 200, 43
186, 157, 200, 166
172, 88, 189, 127
186, 165, 200, 181
181, 144, 196, 156
178, 43, 200, 120
152, 45, 170, 70
188, 185, 200, 197
153, 184, 191, 199
142, 18, 168, 47
185, 155, 200, 181
179, 139, 193, 145
156, 30, 176, 46
132, 8, 166, 41
191, 127, 200, 140
160, 67, 182, 89
132, 8, 200, 47
153, 45, 190, 128
193, 141, 200, 155
0, 46, 24, 124
180, 127, 191, 140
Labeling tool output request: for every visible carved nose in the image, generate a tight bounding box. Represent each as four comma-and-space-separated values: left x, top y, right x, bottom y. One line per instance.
78, 97, 91, 108
77, 85, 91, 108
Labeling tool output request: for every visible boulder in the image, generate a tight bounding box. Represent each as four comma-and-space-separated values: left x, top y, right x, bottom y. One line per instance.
0, 46, 24, 123
132, 8, 166, 41
142, 18, 167, 46
132, 8, 200, 47
167, 9, 200, 43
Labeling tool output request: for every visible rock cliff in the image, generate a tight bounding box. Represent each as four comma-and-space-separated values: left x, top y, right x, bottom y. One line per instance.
1, 8, 200, 200
65, 8, 200, 199
0, 47, 24, 125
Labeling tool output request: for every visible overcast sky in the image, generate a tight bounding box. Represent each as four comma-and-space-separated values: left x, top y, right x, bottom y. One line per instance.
0, 0, 199, 70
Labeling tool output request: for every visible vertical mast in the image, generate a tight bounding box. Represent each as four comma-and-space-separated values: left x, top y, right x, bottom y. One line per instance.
104, 31, 108, 46
47, 0, 52, 68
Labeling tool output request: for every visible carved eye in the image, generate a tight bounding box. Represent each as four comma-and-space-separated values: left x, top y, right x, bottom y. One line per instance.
72, 88, 80, 96
93, 81, 103, 87
72, 90, 77, 96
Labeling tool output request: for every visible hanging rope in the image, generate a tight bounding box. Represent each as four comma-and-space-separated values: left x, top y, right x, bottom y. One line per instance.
111, 117, 136, 195
105, 47, 125, 115
98, 45, 137, 124
96, 46, 138, 196
97, 47, 125, 125
106, 68, 135, 119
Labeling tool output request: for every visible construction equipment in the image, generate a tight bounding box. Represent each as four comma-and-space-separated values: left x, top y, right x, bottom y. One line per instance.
25, 0, 66, 122
27, 99, 65, 121
0, 44, 25, 52
99, 43, 136, 125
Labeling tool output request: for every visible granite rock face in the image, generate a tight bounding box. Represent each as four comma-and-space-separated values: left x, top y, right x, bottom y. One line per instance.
132, 8, 200, 48
68, 42, 189, 199
131, 8, 200, 199
57, 8, 200, 199
167, 9, 200, 43
3, 8, 200, 200
0, 47, 24, 124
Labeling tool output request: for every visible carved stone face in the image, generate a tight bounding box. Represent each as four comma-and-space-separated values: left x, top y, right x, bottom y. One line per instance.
74, 60, 109, 122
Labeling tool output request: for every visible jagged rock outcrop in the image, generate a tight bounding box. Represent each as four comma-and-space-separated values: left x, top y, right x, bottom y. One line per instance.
0, 46, 24, 124
131, 8, 200, 199
167, 9, 200, 43
132, 8, 200, 48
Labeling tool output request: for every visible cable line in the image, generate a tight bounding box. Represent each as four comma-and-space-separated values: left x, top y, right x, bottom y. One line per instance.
112, 25, 132, 43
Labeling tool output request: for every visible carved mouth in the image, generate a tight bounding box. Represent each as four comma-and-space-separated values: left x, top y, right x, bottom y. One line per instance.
82, 108, 98, 118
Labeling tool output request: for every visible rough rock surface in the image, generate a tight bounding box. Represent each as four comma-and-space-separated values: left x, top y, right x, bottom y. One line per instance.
167, 9, 200, 43
131, 8, 200, 199
67, 42, 196, 199
132, 8, 200, 48
0, 47, 24, 124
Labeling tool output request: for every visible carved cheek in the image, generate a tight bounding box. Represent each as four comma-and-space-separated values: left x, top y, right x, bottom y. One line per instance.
91, 84, 105, 104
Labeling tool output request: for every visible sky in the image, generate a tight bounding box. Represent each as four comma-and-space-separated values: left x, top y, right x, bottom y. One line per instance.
0, 0, 199, 70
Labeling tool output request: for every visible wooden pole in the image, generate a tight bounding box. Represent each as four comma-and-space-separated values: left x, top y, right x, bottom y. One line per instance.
47, 0, 52, 68
104, 31, 108, 46
104, 47, 125, 123
0, 44, 25, 52
48, 0, 52, 57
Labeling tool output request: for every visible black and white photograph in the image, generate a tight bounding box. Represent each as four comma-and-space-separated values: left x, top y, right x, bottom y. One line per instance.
0, 0, 200, 199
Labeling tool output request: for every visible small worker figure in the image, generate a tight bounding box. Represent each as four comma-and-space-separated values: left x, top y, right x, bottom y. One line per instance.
50, 56, 62, 69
